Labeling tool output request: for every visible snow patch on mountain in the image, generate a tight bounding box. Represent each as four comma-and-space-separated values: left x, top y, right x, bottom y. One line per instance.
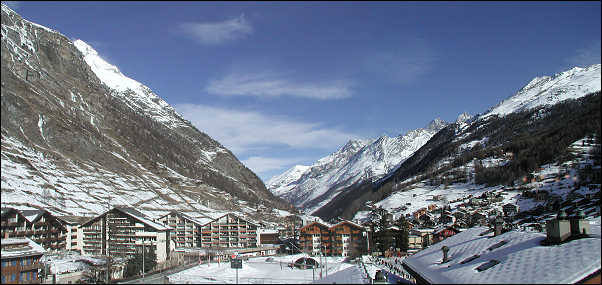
266, 165, 310, 196
73, 39, 188, 129
269, 119, 448, 214
484, 64, 601, 118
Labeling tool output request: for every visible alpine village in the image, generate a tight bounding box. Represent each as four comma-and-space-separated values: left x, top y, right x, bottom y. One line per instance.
1, 2, 600, 284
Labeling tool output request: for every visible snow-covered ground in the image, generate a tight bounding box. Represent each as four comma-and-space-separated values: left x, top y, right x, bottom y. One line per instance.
167, 254, 369, 284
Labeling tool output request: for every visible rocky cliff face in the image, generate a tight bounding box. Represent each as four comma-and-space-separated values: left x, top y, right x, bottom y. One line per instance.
1, 4, 290, 218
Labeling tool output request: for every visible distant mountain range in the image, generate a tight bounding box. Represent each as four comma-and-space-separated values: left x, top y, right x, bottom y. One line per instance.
267, 118, 450, 214
270, 63, 601, 218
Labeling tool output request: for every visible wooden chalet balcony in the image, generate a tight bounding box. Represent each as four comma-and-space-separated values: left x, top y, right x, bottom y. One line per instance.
17, 263, 43, 272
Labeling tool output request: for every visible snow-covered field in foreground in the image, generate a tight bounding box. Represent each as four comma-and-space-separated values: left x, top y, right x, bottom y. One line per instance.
167, 254, 369, 284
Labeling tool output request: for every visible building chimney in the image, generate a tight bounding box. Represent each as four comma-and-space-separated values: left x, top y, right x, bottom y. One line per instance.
546, 210, 571, 243
570, 210, 590, 237
494, 216, 503, 236
441, 246, 449, 263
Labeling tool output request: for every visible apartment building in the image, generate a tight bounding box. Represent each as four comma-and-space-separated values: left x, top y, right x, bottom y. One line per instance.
299, 222, 331, 256
1, 208, 66, 251
299, 220, 366, 257
198, 213, 258, 249
1, 238, 45, 284
156, 211, 210, 248
56, 216, 88, 252
330, 221, 364, 257
278, 215, 303, 239
80, 207, 171, 263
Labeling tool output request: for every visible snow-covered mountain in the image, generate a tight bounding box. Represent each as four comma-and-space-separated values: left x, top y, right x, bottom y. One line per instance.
314, 64, 601, 221
268, 119, 448, 214
484, 64, 601, 118
1, 4, 290, 221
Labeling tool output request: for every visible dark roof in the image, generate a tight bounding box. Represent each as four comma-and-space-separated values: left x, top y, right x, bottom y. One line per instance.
56, 215, 89, 225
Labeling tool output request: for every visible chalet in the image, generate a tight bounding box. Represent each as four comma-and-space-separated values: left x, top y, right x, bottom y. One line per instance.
432, 226, 460, 244
438, 214, 455, 225
502, 203, 518, 217
402, 216, 601, 284
374, 226, 403, 254
279, 215, 303, 239
299, 221, 331, 256
407, 234, 422, 254
1, 238, 45, 284
470, 212, 488, 226
80, 207, 171, 264
330, 221, 365, 257
1, 207, 66, 251
198, 213, 258, 249
411, 228, 434, 249
299, 220, 366, 257
414, 208, 428, 219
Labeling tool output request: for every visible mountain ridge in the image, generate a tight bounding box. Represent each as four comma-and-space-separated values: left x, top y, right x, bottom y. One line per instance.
267, 118, 449, 214
1, 4, 291, 221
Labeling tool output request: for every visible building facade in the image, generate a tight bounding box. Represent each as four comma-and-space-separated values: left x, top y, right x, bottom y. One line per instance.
1, 238, 45, 284
299, 222, 331, 256
1, 208, 66, 251
330, 221, 365, 257
56, 216, 88, 252
156, 211, 206, 248
198, 213, 258, 249
80, 207, 171, 264
299, 221, 366, 257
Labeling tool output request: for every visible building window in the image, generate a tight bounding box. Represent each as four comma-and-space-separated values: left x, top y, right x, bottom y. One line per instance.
11, 273, 16, 281
12, 260, 17, 266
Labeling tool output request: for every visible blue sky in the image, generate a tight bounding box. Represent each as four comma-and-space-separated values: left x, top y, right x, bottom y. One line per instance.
6, 1, 601, 181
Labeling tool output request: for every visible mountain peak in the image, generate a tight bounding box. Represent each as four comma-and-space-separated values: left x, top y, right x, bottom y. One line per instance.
456, 112, 472, 124
485, 63, 601, 118
427, 118, 447, 131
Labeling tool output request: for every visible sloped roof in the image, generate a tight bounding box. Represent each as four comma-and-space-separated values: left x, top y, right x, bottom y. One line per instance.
331, 220, 365, 230
299, 221, 331, 232
200, 212, 259, 227
20, 209, 45, 223
56, 215, 89, 225
81, 207, 170, 231
116, 207, 170, 231
403, 217, 601, 284
1, 238, 46, 259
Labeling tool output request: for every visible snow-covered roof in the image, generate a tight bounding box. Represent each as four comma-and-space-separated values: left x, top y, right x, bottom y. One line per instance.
331, 220, 364, 229
403, 217, 601, 284
1, 238, 46, 259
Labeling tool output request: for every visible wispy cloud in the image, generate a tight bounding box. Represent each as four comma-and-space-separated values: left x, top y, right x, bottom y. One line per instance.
565, 40, 601, 68
174, 104, 360, 155
178, 14, 253, 45
206, 70, 353, 99
241, 156, 308, 175
365, 38, 437, 84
